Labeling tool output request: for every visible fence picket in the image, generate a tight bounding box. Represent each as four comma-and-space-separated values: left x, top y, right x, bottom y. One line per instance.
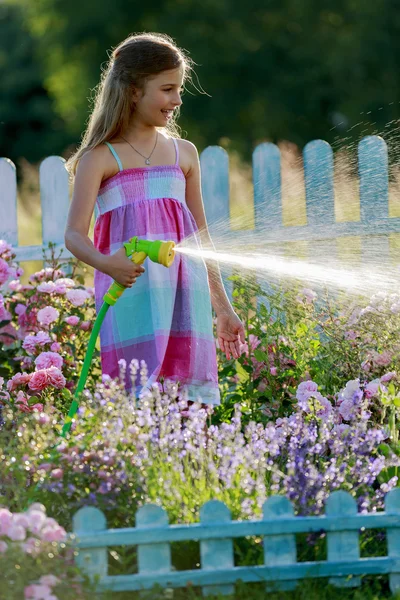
40, 156, 70, 256
303, 139, 337, 272
358, 136, 390, 266
0, 158, 17, 247
200, 145, 233, 298
73, 506, 107, 582
263, 495, 297, 591
385, 487, 400, 593
200, 500, 234, 597
136, 504, 171, 581
326, 490, 360, 587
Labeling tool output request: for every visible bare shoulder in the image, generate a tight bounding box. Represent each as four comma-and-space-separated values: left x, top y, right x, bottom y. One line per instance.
176, 138, 199, 176
77, 144, 115, 182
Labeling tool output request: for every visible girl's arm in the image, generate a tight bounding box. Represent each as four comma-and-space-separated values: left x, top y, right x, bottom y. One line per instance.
65, 147, 144, 288
183, 140, 245, 359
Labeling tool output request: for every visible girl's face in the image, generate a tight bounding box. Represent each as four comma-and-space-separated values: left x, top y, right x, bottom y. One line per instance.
133, 67, 184, 127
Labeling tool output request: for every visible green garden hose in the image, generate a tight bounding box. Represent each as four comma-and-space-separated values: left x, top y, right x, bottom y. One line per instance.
60, 237, 175, 437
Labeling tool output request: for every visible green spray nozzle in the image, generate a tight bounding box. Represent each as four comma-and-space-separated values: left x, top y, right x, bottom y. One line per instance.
60, 237, 175, 438
103, 237, 175, 306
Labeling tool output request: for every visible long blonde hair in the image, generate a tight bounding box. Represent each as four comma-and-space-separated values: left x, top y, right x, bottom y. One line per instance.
66, 32, 194, 176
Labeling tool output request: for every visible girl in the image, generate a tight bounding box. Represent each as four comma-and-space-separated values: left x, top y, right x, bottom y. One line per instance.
65, 32, 245, 405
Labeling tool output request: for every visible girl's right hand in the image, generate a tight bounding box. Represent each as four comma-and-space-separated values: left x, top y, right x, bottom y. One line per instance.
103, 247, 145, 288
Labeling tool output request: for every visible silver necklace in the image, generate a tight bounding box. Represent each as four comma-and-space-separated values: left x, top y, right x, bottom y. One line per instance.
120, 132, 159, 165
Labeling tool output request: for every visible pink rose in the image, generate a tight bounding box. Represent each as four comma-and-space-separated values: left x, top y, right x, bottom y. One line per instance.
37, 306, 59, 326
40, 524, 66, 542
39, 575, 60, 587
50, 342, 61, 352
23, 335, 37, 354
64, 315, 80, 326
36, 331, 51, 346
0, 258, 10, 285
0, 323, 17, 347
55, 277, 75, 288
80, 320, 91, 331
66, 288, 89, 306
270, 367, 277, 376
31, 403, 44, 412
37, 281, 57, 293
15, 303, 27, 316
50, 468, 63, 479
8, 279, 22, 291
7, 524, 26, 541
28, 370, 50, 392
7, 372, 31, 392
35, 351, 63, 370
46, 366, 66, 389
0, 508, 12, 535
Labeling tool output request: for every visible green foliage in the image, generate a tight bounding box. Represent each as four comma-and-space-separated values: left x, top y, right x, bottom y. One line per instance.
3, 0, 400, 162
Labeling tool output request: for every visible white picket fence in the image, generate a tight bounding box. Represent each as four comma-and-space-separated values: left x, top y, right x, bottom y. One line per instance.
1, 135, 399, 269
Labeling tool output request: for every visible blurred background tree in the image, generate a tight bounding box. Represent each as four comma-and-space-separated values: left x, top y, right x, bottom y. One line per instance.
1, 0, 399, 164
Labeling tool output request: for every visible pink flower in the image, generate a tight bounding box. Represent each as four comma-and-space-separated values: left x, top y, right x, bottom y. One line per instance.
40, 524, 66, 542
270, 366, 277, 376
50, 468, 63, 479
37, 281, 57, 293
381, 371, 397, 383
15, 303, 27, 316
36, 331, 51, 346
64, 315, 80, 326
7, 524, 26, 541
364, 381, 381, 398
55, 277, 75, 288
46, 366, 66, 389
8, 279, 22, 291
31, 403, 44, 412
0, 508, 12, 535
371, 350, 392, 367
28, 370, 50, 392
296, 380, 319, 403
66, 288, 89, 306
50, 342, 61, 352
23, 335, 38, 354
80, 320, 91, 331
35, 351, 63, 370
0, 257, 10, 285
7, 372, 31, 392
27, 509, 47, 534
0, 322, 17, 346
38, 413, 50, 425
0, 239, 12, 255
37, 306, 59, 326
24, 583, 54, 599
39, 575, 60, 588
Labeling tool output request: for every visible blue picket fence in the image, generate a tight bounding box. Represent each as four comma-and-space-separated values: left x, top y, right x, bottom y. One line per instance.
0, 135, 398, 269
73, 489, 400, 595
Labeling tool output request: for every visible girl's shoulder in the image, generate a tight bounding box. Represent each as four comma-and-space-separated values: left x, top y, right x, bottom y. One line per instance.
172, 137, 199, 177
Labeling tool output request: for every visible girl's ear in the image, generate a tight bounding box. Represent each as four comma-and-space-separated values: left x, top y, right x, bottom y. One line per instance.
131, 86, 143, 102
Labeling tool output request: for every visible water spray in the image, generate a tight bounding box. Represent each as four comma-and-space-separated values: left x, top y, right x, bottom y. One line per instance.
61, 237, 175, 437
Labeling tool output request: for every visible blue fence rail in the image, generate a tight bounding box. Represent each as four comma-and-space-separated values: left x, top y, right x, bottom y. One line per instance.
73, 489, 400, 595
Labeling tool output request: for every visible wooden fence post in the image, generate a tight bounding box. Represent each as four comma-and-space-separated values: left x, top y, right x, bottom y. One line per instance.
263, 495, 297, 591
303, 139, 337, 273
40, 156, 70, 262
0, 158, 17, 247
385, 487, 400, 593
326, 490, 360, 588
136, 504, 171, 587
200, 500, 234, 597
200, 146, 233, 299
358, 136, 390, 265
73, 506, 108, 582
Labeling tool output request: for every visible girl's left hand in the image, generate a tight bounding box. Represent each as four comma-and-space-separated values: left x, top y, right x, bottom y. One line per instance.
216, 310, 246, 360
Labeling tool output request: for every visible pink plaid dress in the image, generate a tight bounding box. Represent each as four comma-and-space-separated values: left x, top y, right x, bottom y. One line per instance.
93, 138, 220, 404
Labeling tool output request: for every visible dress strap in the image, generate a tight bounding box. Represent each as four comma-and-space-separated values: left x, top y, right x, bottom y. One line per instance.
104, 142, 123, 172
172, 138, 179, 166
